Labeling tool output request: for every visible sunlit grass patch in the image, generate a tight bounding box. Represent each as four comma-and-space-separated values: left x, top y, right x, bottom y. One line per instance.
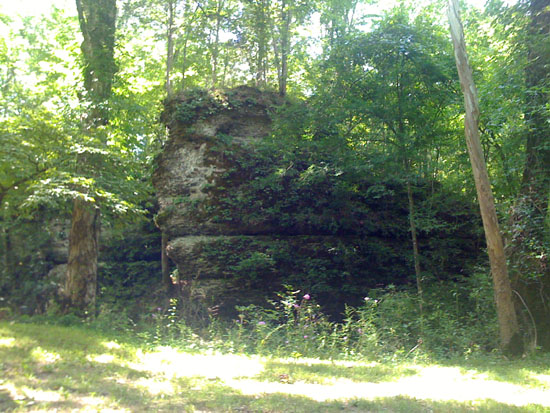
0, 337, 15, 347
86, 353, 115, 363
444, 353, 550, 389
30, 346, 61, 364
530, 373, 550, 388
255, 359, 418, 384
130, 346, 265, 380
1, 321, 550, 412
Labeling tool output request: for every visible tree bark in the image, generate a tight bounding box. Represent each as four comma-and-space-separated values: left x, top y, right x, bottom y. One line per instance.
166, 0, 175, 97
65, 198, 100, 313
75, 0, 117, 124
255, 0, 269, 87
407, 180, 423, 314
180, 26, 191, 90
448, 0, 523, 356
65, 0, 117, 314
278, 0, 291, 96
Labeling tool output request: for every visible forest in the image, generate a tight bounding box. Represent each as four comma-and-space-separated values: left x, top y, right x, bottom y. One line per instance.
1, 0, 550, 411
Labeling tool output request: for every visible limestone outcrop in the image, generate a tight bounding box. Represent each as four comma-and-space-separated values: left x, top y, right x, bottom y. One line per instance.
153, 87, 406, 317
154, 87, 279, 238
153, 86, 482, 319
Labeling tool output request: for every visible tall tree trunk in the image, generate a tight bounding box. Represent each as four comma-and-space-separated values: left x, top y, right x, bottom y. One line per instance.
65, 198, 100, 313
448, 0, 523, 356
210, 0, 224, 88
75, 0, 117, 123
255, 0, 269, 87
406, 180, 423, 314
278, 0, 291, 96
166, 0, 175, 97
181, 28, 191, 89
396, 57, 423, 314
65, 0, 117, 314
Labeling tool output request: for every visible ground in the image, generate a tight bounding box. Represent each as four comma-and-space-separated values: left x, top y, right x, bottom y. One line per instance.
1, 322, 549, 412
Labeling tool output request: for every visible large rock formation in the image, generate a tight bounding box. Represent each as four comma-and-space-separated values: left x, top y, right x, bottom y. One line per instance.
153, 86, 482, 320
153, 87, 405, 318
154, 87, 279, 238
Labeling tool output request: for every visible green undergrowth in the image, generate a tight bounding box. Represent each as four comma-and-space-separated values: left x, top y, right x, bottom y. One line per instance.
2, 277, 546, 412
1, 321, 550, 412
16, 275, 502, 361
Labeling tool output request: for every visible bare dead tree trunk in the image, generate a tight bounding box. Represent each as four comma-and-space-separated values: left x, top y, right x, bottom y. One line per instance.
448, 0, 523, 356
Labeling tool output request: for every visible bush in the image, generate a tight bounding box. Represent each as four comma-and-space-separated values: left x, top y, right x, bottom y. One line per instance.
204, 277, 499, 360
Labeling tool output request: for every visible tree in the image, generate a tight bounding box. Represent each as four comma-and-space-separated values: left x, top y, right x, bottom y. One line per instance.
273, 0, 313, 96
496, 0, 550, 350
521, 0, 550, 203
319, 0, 361, 51
448, 0, 523, 356
238, 0, 274, 87
309, 7, 458, 314
64, 0, 118, 313
0, 10, 80, 289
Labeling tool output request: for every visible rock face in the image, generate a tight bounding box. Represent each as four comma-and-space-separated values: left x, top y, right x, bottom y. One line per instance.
155, 87, 283, 316
154, 87, 279, 238
153, 87, 404, 318
0, 217, 70, 314
153, 86, 482, 319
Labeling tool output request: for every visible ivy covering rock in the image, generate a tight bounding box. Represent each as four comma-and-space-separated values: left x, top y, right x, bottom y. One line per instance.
153, 87, 483, 319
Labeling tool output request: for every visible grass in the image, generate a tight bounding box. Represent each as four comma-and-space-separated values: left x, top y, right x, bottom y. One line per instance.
1, 321, 550, 412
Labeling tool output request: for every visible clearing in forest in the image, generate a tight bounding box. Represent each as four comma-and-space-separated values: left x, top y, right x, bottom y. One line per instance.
0, 322, 549, 412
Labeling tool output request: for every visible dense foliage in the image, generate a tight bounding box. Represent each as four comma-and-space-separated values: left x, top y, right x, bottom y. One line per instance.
0, 0, 548, 355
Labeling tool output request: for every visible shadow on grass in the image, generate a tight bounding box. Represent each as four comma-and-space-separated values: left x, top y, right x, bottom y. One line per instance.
0, 389, 17, 411
0, 322, 165, 411
170, 385, 550, 413
439, 353, 550, 389
255, 360, 417, 384
1, 322, 548, 412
